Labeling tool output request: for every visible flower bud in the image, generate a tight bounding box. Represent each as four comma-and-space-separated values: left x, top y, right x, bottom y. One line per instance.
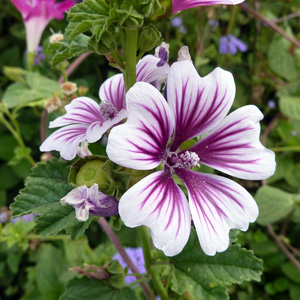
138, 26, 161, 52
88, 30, 117, 55
177, 46, 192, 61
49, 33, 64, 44
44, 96, 62, 113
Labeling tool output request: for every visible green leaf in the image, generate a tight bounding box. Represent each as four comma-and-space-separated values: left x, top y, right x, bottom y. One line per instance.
255, 186, 295, 225
50, 34, 90, 66
36, 244, 68, 299
59, 277, 137, 300
279, 96, 300, 121
10, 158, 91, 239
66, 0, 110, 41
268, 36, 300, 81
2, 73, 60, 109
0, 135, 18, 161
171, 229, 263, 300
285, 163, 300, 188
281, 262, 300, 284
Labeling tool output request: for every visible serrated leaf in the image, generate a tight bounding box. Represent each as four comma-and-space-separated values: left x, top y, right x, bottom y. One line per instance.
50, 34, 90, 66
2, 73, 60, 109
10, 159, 91, 238
255, 186, 295, 226
65, 0, 110, 41
171, 229, 263, 300
59, 277, 137, 300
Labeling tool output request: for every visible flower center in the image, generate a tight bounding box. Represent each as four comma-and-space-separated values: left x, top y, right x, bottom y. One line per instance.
166, 151, 200, 170
99, 101, 118, 119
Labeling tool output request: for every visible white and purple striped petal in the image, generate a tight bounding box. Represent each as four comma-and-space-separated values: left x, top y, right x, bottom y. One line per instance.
188, 105, 276, 180
99, 74, 125, 112
167, 61, 235, 151
107, 82, 174, 170
119, 170, 191, 256
50, 97, 104, 128
176, 168, 258, 256
136, 55, 170, 85
86, 109, 128, 143
40, 124, 87, 160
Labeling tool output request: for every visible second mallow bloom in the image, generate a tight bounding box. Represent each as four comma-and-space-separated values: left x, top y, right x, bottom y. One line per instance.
40, 54, 169, 160
107, 60, 275, 257
61, 184, 118, 222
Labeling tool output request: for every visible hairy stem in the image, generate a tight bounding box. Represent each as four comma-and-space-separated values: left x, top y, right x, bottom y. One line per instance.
123, 28, 138, 92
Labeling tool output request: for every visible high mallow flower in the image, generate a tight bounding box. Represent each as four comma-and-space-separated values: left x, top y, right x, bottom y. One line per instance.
10, 0, 74, 52
173, 0, 245, 14
107, 60, 275, 256
40, 55, 169, 160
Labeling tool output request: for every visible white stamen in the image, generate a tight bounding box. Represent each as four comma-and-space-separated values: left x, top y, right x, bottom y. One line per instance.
179, 151, 200, 169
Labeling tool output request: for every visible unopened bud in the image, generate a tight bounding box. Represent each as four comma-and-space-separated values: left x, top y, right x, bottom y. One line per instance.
138, 26, 161, 52
44, 96, 62, 113
61, 81, 77, 96
49, 33, 64, 44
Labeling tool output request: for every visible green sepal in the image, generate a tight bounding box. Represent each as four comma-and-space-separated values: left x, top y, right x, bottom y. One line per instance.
107, 260, 126, 289
116, 1, 144, 28
138, 25, 161, 52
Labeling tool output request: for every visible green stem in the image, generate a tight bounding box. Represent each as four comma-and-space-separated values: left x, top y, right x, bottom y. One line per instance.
0, 112, 35, 166
127, 277, 150, 288
110, 50, 125, 70
27, 51, 35, 72
270, 146, 300, 152
138, 226, 169, 300
123, 28, 138, 92
227, 5, 239, 35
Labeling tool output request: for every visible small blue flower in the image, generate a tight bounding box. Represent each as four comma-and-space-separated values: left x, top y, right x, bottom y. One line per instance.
219, 34, 248, 55
171, 16, 183, 28
267, 100, 276, 109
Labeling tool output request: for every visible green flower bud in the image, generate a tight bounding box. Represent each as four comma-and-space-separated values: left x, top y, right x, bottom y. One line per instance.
76, 160, 109, 187
138, 25, 161, 52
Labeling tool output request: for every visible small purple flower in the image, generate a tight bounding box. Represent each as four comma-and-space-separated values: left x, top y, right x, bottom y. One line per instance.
171, 16, 183, 28
11, 213, 36, 223
61, 184, 119, 222
219, 34, 248, 55
209, 19, 220, 32
292, 131, 297, 136
34, 46, 46, 65
113, 247, 146, 284
267, 100, 276, 109
40, 55, 170, 160
107, 48, 275, 256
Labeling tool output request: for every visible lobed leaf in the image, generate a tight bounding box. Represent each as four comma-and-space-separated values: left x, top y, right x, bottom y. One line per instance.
10, 158, 91, 239
171, 229, 263, 300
